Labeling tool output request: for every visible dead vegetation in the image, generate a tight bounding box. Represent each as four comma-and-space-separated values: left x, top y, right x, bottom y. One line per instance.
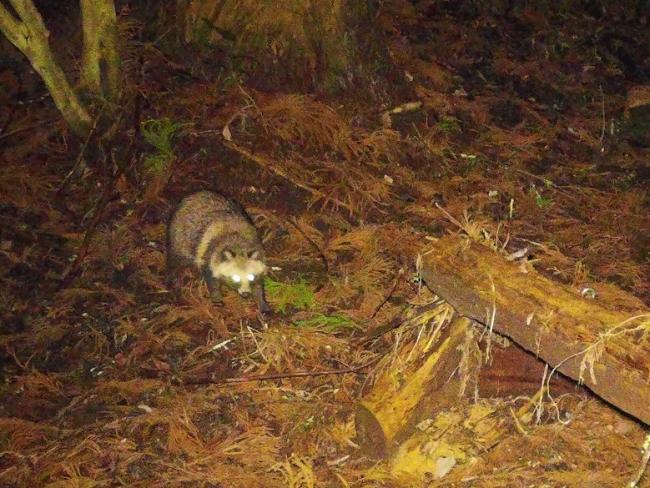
1, 0, 650, 486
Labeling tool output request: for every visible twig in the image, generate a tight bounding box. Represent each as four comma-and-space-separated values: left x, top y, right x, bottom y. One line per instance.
435, 202, 466, 231
54, 392, 95, 422
59, 143, 131, 283
369, 267, 404, 320
238, 85, 267, 131
356, 314, 405, 346
6, 346, 36, 370
599, 84, 606, 148
513, 168, 577, 200
133, 59, 144, 144
59, 187, 112, 282
0, 118, 59, 141
15, 92, 51, 106
358, 299, 445, 345
0, 101, 17, 138
480, 274, 497, 364
183, 355, 382, 385
56, 117, 99, 195
142, 43, 202, 81
224, 141, 356, 215
286, 216, 329, 274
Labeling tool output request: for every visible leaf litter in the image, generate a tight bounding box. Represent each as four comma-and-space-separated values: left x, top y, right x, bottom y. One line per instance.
1, 1, 649, 486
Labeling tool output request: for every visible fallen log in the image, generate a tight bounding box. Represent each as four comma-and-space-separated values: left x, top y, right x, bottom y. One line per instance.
419, 235, 650, 425
477, 338, 577, 398
356, 313, 474, 457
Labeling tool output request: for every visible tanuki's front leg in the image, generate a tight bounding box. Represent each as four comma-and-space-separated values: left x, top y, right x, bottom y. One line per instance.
166, 252, 181, 290
203, 270, 223, 303
255, 281, 271, 315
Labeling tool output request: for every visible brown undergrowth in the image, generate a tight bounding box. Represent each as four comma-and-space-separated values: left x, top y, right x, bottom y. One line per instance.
1, 1, 649, 486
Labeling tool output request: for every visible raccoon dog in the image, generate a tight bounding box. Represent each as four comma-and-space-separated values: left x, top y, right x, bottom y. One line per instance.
166, 191, 270, 313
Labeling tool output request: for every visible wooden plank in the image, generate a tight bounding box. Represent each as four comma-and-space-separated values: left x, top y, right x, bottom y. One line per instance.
419, 235, 650, 425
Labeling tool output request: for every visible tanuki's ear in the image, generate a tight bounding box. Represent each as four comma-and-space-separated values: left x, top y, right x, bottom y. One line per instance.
248, 250, 260, 260
221, 249, 234, 261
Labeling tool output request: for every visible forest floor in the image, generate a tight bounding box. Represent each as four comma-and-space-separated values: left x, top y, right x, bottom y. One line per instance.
1, 1, 649, 487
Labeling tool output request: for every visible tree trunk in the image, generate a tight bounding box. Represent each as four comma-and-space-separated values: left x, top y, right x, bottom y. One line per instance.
0, 0, 92, 136
176, 0, 370, 92
79, 0, 120, 102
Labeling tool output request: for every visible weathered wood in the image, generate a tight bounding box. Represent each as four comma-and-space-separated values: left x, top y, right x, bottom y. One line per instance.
355, 316, 473, 457
477, 339, 577, 398
419, 235, 650, 425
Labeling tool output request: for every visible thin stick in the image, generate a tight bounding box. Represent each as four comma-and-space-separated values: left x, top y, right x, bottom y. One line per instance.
183, 355, 382, 385
59, 144, 131, 283
435, 202, 466, 231
59, 186, 112, 282
225, 141, 355, 214
54, 392, 95, 421
56, 117, 99, 195
0, 117, 59, 140
286, 216, 329, 274
599, 84, 606, 147
356, 299, 445, 345
513, 169, 577, 200
369, 267, 404, 320
0, 101, 17, 138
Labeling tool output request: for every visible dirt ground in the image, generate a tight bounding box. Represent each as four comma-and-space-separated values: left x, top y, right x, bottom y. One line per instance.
1, 1, 649, 486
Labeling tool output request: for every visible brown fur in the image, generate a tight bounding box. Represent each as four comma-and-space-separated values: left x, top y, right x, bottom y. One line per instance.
166, 191, 270, 313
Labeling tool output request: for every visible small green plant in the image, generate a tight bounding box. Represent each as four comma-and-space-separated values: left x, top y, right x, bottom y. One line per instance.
263, 278, 315, 313
531, 187, 553, 209
614, 171, 637, 190
293, 313, 359, 333
141, 118, 184, 174
574, 166, 594, 180
221, 70, 246, 89
438, 116, 461, 133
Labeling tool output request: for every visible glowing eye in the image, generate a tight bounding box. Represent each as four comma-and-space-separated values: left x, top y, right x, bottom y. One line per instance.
247, 274, 255, 281
232, 274, 241, 283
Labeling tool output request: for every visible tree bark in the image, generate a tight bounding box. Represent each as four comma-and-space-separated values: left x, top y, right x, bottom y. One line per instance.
419, 235, 650, 425
0, 0, 92, 136
80, 0, 120, 101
